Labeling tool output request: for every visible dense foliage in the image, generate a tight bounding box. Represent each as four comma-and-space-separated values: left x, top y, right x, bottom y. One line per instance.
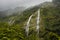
0, 0, 60, 40
0, 7, 39, 40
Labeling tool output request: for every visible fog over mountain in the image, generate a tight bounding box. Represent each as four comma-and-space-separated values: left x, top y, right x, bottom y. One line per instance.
0, 0, 52, 11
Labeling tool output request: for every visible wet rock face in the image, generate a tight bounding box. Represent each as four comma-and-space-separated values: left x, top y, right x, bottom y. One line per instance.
53, 0, 60, 3
53, 0, 60, 7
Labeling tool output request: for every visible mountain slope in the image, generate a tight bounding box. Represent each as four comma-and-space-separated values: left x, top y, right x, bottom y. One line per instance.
0, 7, 25, 17
0, 2, 60, 40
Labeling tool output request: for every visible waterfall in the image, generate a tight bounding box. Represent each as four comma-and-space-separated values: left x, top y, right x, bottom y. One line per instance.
25, 9, 40, 37
8, 18, 15, 25
36, 9, 40, 35
25, 14, 33, 36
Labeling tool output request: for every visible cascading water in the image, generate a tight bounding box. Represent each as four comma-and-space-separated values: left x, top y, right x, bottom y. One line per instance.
8, 18, 15, 25
25, 14, 33, 36
25, 9, 40, 37
36, 9, 40, 36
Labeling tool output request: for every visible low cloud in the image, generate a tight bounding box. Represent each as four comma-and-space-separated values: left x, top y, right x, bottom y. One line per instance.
0, 0, 52, 11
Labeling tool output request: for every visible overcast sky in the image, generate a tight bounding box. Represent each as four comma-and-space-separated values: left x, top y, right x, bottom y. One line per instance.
0, 0, 52, 11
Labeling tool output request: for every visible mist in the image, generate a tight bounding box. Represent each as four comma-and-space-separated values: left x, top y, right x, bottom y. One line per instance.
0, 0, 52, 11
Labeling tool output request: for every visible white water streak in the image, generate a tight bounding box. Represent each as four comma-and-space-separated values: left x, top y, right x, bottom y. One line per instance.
8, 18, 15, 25
36, 9, 40, 35
25, 14, 33, 36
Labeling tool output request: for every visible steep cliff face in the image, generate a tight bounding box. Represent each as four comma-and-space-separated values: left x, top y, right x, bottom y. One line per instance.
53, 0, 60, 7
40, 1, 60, 40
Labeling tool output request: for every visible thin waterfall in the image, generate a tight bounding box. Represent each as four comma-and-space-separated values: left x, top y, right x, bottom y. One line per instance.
8, 20, 15, 25
36, 9, 40, 35
8, 18, 15, 25
25, 14, 33, 36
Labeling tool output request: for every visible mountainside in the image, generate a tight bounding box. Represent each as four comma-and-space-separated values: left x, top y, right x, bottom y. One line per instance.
0, 1, 60, 40
40, 2, 55, 8
0, 7, 25, 17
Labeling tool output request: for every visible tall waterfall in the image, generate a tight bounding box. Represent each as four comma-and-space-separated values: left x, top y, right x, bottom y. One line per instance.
25, 14, 33, 36
25, 9, 40, 37
36, 9, 40, 35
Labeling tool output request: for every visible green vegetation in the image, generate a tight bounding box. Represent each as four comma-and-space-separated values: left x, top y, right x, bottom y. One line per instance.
0, 7, 39, 40
0, 0, 60, 40
40, 7, 60, 40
